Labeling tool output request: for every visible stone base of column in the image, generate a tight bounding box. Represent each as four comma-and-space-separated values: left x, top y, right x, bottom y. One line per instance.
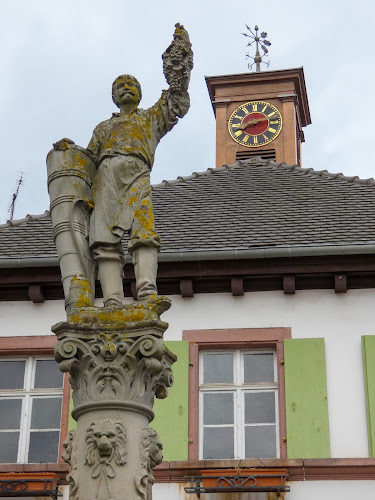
53, 302, 175, 500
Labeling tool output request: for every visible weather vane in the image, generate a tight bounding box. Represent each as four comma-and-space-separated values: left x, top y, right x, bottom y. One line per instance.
243, 24, 271, 72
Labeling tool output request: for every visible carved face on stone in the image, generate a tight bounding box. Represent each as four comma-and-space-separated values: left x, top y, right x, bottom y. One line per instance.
149, 438, 163, 468
62, 430, 75, 465
112, 75, 142, 108
85, 419, 127, 466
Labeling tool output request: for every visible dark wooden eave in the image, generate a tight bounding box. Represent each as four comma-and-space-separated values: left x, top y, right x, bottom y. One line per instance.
1, 253, 375, 303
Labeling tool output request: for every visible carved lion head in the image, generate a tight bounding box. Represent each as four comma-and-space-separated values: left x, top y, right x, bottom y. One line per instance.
141, 427, 163, 469
85, 418, 127, 467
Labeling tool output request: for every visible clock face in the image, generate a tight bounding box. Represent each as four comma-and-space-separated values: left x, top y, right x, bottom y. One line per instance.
228, 101, 282, 148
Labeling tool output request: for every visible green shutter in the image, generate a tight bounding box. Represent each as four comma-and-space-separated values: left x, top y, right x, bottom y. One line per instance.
152, 340, 189, 461
362, 336, 375, 456
284, 338, 330, 458
68, 389, 76, 432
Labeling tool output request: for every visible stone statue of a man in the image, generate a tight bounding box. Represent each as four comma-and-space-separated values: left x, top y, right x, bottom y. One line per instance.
47, 24, 193, 313
86, 70, 189, 307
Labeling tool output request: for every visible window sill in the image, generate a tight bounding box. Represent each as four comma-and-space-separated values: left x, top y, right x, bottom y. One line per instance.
153, 458, 375, 482
0, 464, 69, 481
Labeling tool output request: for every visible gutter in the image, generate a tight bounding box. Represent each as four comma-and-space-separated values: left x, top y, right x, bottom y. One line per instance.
1, 244, 375, 268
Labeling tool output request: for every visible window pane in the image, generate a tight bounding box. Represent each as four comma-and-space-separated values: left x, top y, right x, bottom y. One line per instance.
203, 353, 233, 383
204, 393, 234, 425
245, 425, 276, 458
244, 353, 274, 383
34, 360, 63, 389
0, 432, 20, 462
0, 361, 25, 389
31, 398, 62, 429
245, 392, 275, 423
28, 431, 60, 463
203, 427, 234, 459
0, 399, 22, 429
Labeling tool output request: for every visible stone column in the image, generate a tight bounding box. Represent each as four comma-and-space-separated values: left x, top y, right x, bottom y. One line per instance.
55, 301, 175, 500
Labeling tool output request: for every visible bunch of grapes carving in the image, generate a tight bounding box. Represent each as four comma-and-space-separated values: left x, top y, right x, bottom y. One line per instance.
162, 23, 193, 92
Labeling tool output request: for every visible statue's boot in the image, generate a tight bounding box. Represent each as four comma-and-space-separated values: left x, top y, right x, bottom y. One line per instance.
97, 259, 125, 308
133, 247, 171, 314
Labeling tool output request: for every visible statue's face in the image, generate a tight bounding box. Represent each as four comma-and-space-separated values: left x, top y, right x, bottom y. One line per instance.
113, 77, 141, 107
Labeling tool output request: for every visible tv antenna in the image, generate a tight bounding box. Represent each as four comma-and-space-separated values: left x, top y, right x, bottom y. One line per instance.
8, 172, 25, 220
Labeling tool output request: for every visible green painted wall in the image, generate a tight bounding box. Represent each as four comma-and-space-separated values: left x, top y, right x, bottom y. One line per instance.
362, 336, 375, 456
284, 338, 330, 458
153, 341, 189, 461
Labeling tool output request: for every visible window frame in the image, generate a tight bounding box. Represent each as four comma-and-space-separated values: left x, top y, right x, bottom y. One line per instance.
199, 348, 279, 460
0, 336, 70, 465
182, 327, 290, 461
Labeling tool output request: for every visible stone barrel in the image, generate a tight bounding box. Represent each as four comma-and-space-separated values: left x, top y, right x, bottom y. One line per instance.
46, 143, 97, 313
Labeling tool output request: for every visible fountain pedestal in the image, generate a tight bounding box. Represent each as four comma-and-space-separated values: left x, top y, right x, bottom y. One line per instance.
54, 302, 175, 500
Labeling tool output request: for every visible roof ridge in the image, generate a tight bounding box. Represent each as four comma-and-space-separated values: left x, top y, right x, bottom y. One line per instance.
153, 156, 375, 189
237, 157, 375, 186
153, 165, 224, 189
270, 161, 375, 185
0, 210, 50, 229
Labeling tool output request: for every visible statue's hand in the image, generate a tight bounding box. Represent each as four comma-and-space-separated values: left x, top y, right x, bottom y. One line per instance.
53, 138, 75, 151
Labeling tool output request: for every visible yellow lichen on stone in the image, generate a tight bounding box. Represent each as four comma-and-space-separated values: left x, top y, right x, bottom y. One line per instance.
104, 131, 118, 150
134, 200, 155, 235
128, 195, 138, 206
130, 126, 143, 141
69, 276, 93, 310
75, 154, 87, 169
83, 198, 95, 209
68, 301, 159, 326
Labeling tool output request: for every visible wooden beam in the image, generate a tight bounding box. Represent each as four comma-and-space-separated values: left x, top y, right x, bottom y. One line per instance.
335, 273, 347, 293
283, 275, 295, 294
231, 277, 244, 296
28, 284, 45, 303
180, 279, 194, 298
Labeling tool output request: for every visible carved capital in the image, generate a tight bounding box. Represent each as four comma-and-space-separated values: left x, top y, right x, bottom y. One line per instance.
54, 318, 176, 415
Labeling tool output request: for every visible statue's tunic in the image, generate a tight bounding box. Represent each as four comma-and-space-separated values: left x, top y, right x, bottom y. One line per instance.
86, 90, 189, 255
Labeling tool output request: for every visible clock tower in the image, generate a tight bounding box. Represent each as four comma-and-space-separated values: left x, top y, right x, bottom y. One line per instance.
205, 67, 311, 167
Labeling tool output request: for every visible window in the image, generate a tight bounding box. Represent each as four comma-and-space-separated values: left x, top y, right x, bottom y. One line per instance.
183, 327, 290, 461
200, 349, 278, 459
0, 357, 64, 464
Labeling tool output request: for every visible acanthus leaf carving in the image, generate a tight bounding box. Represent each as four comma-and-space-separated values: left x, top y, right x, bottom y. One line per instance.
54, 330, 176, 410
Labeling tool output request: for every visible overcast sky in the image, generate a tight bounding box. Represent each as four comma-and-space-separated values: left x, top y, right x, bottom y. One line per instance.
0, 0, 374, 221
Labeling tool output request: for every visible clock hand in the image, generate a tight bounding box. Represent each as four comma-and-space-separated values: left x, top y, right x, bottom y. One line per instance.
239, 116, 270, 129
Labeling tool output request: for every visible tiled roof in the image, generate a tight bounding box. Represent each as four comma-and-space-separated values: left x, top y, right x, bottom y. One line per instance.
1, 158, 375, 259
